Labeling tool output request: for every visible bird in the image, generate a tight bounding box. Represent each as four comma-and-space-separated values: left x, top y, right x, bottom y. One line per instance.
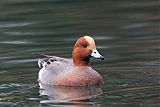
38, 36, 104, 86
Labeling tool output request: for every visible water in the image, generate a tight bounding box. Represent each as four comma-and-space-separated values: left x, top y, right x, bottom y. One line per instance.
0, 0, 160, 106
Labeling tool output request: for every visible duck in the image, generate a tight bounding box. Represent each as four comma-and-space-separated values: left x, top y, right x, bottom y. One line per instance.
38, 36, 104, 86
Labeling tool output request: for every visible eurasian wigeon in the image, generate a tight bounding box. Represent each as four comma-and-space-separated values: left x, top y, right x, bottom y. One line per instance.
38, 36, 104, 86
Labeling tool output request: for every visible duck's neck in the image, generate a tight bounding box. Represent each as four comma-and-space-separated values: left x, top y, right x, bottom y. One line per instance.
73, 57, 90, 66
72, 52, 90, 66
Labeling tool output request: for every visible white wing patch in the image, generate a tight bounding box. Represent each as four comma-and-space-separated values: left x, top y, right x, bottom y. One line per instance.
38, 58, 47, 68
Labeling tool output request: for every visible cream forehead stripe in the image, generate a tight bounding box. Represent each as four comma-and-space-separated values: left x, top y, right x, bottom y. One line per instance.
84, 36, 96, 49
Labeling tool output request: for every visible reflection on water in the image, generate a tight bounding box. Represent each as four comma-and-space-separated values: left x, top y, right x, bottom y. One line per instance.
0, 0, 159, 106
39, 83, 102, 104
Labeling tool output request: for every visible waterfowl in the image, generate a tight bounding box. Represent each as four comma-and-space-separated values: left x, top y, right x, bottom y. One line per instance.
38, 36, 104, 86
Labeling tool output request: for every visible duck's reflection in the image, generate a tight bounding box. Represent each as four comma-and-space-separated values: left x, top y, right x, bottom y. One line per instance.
39, 82, 102, 104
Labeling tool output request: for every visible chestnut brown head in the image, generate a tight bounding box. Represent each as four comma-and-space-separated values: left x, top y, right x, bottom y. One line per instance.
72, 36, 104, 66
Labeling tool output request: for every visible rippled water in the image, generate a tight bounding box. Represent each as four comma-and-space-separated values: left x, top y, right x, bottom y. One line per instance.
0, 0, 160, 107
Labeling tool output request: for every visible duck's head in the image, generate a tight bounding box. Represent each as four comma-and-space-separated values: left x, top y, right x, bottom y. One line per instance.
72, 36, 104, 66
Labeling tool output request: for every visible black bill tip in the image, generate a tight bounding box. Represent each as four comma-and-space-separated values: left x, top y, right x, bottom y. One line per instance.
100, 56, 104, 60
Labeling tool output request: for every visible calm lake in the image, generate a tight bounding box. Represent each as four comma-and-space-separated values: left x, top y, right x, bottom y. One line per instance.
0, 0, 159, 107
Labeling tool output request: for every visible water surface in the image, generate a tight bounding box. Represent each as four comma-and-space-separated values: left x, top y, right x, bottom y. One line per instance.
0, 0, 160, 107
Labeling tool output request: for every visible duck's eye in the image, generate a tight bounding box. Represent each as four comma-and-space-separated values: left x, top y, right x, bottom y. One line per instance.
82, 43, 88, 48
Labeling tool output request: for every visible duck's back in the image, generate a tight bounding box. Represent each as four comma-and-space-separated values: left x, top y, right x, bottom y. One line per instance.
38, 58, 72, 84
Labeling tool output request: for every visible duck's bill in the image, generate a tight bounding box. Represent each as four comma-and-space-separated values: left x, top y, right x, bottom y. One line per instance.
91, 49, 104, 60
